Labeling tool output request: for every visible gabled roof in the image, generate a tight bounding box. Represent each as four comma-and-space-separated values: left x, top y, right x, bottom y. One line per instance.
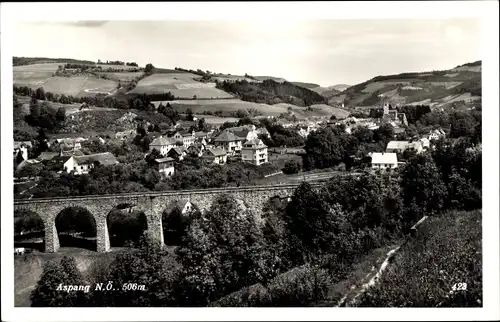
150, 136, 177, 146
214, 130, 241, 142
168, 147, 186, 156
37, 152, 59, 161
386, 141, 410, 150
14, 141, 33, 149
243, 139, 267, 150
194, 131, 208, 138
371, 152, 398, 164
203, 148, 227, 157
155, 157, 175, 163
74, 152, 119, 166
230, 129, 251, 140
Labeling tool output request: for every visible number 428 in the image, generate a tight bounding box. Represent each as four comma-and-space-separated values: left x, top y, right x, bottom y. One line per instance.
452, 283, 467, 291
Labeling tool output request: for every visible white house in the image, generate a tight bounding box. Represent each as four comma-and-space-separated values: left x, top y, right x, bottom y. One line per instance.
154, 157, 175, 178
202, 148, 227, 164
386, 141, 410, 154
241, 139, 268, 166
371, 152, 398, 170
14, 141, 32, 161
63, 152, 119, 175
149, 136, 177, 155
419, 137, 431, 150
428, 128, 446, 141
172, 131, 195, 147
213, 130, 243, 155
227, 125, 259, 142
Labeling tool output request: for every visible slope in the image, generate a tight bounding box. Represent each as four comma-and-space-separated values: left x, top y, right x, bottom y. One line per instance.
329, 61, 481, 110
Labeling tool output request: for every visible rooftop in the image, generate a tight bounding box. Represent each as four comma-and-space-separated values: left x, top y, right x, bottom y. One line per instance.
214, 130, 241, 142
74, 152, 119, 166
386, 141, 410, 150
150, 136, 177, 146
204, 148, 227, 157
155, 157, 175, 163
371, 152, 398, 164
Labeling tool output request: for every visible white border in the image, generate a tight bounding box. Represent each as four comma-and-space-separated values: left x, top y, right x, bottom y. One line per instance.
1, 1, 499, 321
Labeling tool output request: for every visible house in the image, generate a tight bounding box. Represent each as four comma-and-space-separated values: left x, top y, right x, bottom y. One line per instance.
55, 137, 87, 151
194, 131, 209, 141
371, 152, 398, 170
241, 139, 268, 166
187, 143, 206, 157
172, 130, 195, 147
202, 148, 227, 164
386, 141, 410, 154
14, 141, 32, 161
428, 128, 446, 141
213, 130, 243, 155
154, 157, 175, 178
419, 137, 431, 150
167, 147, 187, 161
164, 200, 197, 215
63, 152, 119, 175
149, 136, 177, 155
226, 125, 259, 142
407, 141, 424, 154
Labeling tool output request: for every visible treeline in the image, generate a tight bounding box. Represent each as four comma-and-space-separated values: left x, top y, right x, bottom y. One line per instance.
14, 85, 174, 111
22, 96, 66, 133
98, 60, 138, 66
13, 56, 95, 66
215, 79, 327, 107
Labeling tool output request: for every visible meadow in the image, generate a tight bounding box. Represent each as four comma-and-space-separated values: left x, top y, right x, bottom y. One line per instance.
152, 99, 350, 119
128, 73, 234, 98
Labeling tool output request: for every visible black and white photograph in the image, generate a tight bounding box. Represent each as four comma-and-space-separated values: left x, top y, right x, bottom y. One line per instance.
1, 1, 499, 321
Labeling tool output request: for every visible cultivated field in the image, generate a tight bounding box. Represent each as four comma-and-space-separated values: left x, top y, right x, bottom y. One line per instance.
128, 73, 234, 98
152, 99, 349, 119
13, 63, 60, 87
212, 74, 260, 83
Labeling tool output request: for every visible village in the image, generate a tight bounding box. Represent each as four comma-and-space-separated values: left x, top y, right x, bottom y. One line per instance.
13, 99, 448, 190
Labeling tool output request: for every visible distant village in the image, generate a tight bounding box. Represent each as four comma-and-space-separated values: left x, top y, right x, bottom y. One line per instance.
14, 98, 448, 183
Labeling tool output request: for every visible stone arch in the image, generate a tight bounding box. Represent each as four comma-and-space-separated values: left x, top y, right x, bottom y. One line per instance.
55, 206, 97, 251
14, 209, 45, 252
161, 199, 201, 246
107, 203, 149, 249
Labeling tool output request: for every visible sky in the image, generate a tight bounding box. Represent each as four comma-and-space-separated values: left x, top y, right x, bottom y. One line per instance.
13, 19, 481, 87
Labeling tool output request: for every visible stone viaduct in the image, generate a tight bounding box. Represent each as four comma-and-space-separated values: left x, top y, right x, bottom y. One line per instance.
14, 183, 322, 253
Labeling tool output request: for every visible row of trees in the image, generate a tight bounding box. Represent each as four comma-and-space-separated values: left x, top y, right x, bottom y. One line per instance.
215, 79, 327, 107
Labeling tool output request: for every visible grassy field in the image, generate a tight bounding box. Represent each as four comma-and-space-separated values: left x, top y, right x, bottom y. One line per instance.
128, 73, 234, 98
13, 63, 60, 87
331, 62, 481, 109
356, 210, 482, 307
193, 114, 240, 125
96, 64, 141, 70
152, 99, 349, 119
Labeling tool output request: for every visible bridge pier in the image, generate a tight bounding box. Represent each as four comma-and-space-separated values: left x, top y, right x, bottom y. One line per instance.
44, 219, 59, 253
145, 210, 164, 249
96, 216, 110, 252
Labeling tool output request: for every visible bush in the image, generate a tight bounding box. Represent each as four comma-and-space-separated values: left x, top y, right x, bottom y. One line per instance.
282, 160, 301, 174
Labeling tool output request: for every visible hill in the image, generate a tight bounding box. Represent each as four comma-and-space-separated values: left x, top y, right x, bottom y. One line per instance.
13, 57, 96, 66
356, 210, 482, 307
215, 79, 327, 107
329, 61, 481, 110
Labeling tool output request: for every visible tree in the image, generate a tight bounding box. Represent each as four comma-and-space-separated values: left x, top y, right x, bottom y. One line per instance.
31, 256, 87, 307
56, 107, 66, 123
186, 108, 194, 121
282, 160, 301, 174
175, 194, 278, 306
304, 127, 345, 170
401, 154, 448, 214
450, 112, 477, 138
35, 87, 46, 100
144, 63, 155, 74
29, 96, 40, 119
197, 118, 208, 132
89, 235, 179, 306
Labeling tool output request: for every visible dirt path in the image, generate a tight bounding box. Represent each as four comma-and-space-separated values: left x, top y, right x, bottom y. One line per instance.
339, 245, 401, 307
